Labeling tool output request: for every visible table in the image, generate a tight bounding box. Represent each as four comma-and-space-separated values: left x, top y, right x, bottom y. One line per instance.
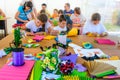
0, 34, 120, 68
0, 17, 11, 36
0, 34, 120, 80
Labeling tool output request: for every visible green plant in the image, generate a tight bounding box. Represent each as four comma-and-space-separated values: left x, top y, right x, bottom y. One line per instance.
13, 27, 22, 48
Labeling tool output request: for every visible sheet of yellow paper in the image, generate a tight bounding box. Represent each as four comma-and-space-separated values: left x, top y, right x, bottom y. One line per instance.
67, 28, 78, 37
44, 35, 56, 40
30, 68, 34, 80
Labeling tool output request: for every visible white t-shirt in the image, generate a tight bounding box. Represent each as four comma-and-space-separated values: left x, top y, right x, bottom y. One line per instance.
53, 26, 67, 32
70, 14, 86, 24
26, 20, 51, 33
82, 20, 107, 34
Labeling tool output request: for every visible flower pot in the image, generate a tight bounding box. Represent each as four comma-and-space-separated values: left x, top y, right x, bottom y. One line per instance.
12, 48, 24, 66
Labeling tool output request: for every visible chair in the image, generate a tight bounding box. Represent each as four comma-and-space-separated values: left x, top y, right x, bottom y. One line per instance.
0, 20, 6, 37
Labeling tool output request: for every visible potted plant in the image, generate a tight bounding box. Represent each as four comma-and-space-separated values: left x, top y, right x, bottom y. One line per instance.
10, 27, 24, 66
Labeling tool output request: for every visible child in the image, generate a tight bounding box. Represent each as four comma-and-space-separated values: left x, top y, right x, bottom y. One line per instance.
40, 3, 51, 18
0, 8, 6, 17
58, 10, 64, 17
25, 13, 51, 35
20, 0, 37, 17
52, 9, 58, 19
15, 1, 34, 24
64, 3, 74, 16
70, 7, 86, 34
51, 15, 69, 36
52, 9, 59, 19
82, 13, 108, 37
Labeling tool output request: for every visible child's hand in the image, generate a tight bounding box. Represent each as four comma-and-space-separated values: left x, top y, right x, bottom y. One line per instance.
24, 20, 29, 23
92, 32, 98, 37
35, 32, 45, 35
100, 32, 108, 37
50, 30, 59, 36
26, 32, 35, 36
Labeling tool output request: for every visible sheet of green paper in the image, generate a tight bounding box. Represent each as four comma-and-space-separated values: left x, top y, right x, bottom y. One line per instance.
33, 61, 43, 80
71, 70, 87, 77
96, 70, 116, 78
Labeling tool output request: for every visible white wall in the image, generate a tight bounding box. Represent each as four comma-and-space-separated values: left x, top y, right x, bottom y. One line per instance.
0, 0, 118, 33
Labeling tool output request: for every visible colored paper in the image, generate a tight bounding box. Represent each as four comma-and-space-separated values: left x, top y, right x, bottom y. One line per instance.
74, 64, 87, 72
33, 35, 44, 41
68, 43, 82, 49
74, 48, 107, 58
0, 60, 35, 80
83, 61, 116, 77
60, 54, 78, 64
0, 49, 6, 58
95, 38, 116, 45
33, 61, 43, 80
67, 28, 78, 37
96, 60, 120, 75
103, 75, 120, 79
44, 35, 56, 40
30, 68, 34, 80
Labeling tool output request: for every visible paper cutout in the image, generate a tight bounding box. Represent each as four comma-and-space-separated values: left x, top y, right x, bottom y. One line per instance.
0, 49, 7, 58
74, 64, 87, 72
74, 48, 107, 58
82, 42, 93, 49
96, 60, 120, 75
33, 35, 44, 41
68, 43, 82, 49
60, 54, 78, 64
0, 60, 35, 80
42, 71, 60, 80
67, 28, 78, 37
44, 35, 56, 40
58, 35, 67, 45
23, 44, 40, 48
55, 37, 72, 44
71, 70, 87, 77
95, 38, 116, 45
28, 39, 34, 43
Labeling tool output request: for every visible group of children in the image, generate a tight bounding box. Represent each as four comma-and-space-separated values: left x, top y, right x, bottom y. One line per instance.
0, 0, 108, 37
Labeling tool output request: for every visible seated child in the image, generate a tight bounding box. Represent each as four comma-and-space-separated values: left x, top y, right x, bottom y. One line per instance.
15, 1, 34, 24
70, 7, 86, 34
82, 13, 108, 37
24, 13, 51, 35
50, 15, 69, 36
52, 9, 59, 19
